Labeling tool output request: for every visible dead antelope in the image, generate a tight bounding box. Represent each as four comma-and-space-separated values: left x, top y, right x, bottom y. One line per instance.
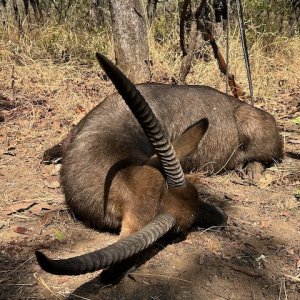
44, 79, 283, 176
36, 53, 227, 275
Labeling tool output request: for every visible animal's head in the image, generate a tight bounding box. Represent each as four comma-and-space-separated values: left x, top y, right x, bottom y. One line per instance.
35, 53, 227, 276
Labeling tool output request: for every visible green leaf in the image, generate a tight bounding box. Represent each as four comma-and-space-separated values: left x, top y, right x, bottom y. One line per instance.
54, 229, 65, 241
291, 117, 300, 125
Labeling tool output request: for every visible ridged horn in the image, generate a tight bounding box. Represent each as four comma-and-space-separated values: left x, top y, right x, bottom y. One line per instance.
96, 53, 185, 187
36, 213, 175, 275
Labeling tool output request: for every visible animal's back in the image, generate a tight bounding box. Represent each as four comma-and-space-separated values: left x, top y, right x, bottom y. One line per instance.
61, 83, 281, 230
139, 84, 242, 171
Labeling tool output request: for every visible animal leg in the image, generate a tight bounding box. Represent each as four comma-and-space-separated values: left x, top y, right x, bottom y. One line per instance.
42, 143, 64, 164
42, 130, 75, 164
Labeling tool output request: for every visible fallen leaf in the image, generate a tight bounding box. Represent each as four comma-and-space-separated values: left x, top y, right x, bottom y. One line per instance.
281, 211, 290, 217
0, 135, 6, 143
14, 226, 28, 234
286, 248, 295, 255
57, 276, 70, 284
30, 203, 64, 215
258, 174, 275, 189
3, 147, 16, 156
3, 201, 37, 215
75, 104, 85, 114
291, 116, 300, 125
52, 121, 61, 130
29, 203, 52, 215
260, 220, 271, 228
39, 211, 54, 226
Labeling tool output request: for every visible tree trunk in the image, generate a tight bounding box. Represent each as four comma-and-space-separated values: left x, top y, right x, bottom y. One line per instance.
147, 0, 158, 23
12, 0, 23, 35
0, 0, 8, 30
108, 0, 151, 83
23, 0, 29, 16
289, 0, 300, 36
30, 0, 43, 23
90, 0, 107, 26
36, 0, 44, 22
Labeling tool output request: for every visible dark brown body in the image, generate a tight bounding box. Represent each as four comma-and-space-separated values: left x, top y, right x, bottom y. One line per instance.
61, 84, 282, 232
36, 55, 282, 276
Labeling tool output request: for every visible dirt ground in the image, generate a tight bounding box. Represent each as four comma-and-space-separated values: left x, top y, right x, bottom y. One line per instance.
0, 67, 299, 300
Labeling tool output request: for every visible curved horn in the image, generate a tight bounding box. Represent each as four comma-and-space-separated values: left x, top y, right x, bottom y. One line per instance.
96, 53, 185, 187
36, 213, 175, 275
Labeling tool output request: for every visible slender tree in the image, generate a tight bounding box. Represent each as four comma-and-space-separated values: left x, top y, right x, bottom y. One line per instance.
108, 0, 151, 83
90, 0, 107, 26
147, 0, 158, 23
0, 0, 8, 29
12, 0, 23, 35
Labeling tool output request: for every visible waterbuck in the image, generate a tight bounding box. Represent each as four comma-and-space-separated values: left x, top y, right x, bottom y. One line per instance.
43, 81, 283, 175
36, 54, 228, 275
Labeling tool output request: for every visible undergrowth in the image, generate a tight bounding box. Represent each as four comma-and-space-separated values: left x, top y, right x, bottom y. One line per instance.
0, 17, 299, 104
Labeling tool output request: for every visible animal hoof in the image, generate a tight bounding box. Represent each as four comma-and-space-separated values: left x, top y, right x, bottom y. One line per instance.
42, 144, 63, 164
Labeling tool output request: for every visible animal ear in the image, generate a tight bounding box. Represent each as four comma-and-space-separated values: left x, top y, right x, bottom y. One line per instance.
172, 119, 208, 160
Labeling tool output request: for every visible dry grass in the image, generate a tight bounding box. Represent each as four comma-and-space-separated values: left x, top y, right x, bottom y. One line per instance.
0, 23, 299, 167
149, 23, 300, 98
0, 22, 299, 132
0, 22, 299, 100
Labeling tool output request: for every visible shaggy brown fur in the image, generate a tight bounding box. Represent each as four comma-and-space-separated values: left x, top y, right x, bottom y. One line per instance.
36, 55, 282, 276
45, 84, 283, 174
57, 83, 282, 233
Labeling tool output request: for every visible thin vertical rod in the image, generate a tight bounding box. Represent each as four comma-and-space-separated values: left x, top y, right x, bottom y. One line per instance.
236, 0, 254, 105
226, 0, 230, 95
